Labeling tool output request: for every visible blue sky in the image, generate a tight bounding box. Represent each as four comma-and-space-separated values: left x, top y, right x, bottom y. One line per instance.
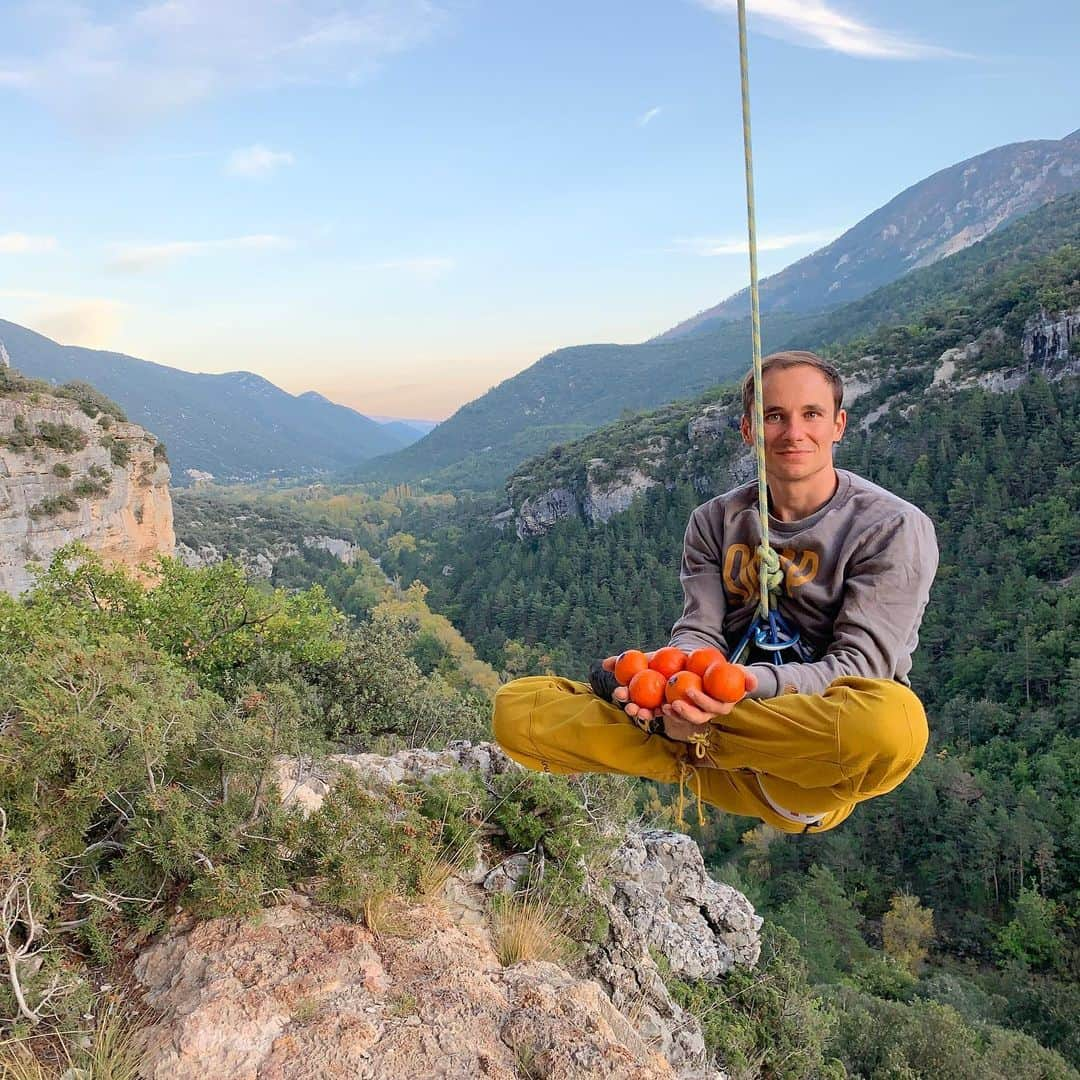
1, 1, 1078, 419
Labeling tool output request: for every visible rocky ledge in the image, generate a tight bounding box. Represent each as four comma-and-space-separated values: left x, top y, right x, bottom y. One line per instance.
131, 743, 761, 1079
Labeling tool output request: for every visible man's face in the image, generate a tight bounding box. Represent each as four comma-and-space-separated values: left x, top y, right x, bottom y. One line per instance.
740, 365, 847, 483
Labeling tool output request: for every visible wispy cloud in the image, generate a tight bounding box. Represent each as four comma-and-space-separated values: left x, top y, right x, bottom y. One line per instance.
637, 106, 662, 127
675, 229, 836, 256
0, 1, 447, 132
696, 0, 964, 60
0, 233, 58, 254
376, 256, 455, 280
108, 234, 290, 273
226, 144, 296, 178
0, 292, 124, 349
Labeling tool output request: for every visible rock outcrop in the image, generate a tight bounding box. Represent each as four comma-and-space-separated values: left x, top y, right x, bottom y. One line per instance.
582, 461, 660, 524
128, 740, 765, 1080
135, 896, 683, 1080
0, 391, 173, 595
515, 487, 579, 539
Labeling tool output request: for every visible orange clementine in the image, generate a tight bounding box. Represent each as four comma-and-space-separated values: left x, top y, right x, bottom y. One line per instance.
614, 649, 649, 685
665, 670, 704, 705
649, 647, 687, 680
687, 647, 726, 677
628, 669, 667, 710
703, 660, 747, 703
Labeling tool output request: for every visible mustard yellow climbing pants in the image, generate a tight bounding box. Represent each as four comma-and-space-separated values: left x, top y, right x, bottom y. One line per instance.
492, 675, 928, 834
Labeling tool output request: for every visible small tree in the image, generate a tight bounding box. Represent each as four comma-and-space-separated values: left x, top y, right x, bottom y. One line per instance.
883, 892, 934, 974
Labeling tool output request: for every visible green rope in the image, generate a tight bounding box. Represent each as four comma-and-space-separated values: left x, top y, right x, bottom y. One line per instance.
736, 0, 780, 618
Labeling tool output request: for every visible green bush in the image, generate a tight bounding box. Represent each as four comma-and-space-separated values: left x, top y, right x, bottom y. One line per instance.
56, 380, 127, 422
72, 476, 109, 498
36, 421, 88, 452
52, 462, 72, 478
99, 434, 132, 467
29, 492, 79, 518
661, 924, 844, 1079
289, 770, 439, 921
2, 413, 36, 451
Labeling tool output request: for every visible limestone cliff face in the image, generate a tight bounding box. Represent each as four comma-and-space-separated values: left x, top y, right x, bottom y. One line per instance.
0, 391, 174, 595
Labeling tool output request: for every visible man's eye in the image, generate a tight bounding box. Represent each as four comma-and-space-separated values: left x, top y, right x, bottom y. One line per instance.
805, 411, 821, 418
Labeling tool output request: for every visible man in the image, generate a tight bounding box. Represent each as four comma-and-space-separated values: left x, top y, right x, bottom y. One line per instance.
493, 350, 938, 833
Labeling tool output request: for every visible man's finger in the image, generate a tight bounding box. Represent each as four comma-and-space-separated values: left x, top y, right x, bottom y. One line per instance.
602, 655, 617, 671
687, 687, 734, 715
669, 699, 715, 725
742, 667, 759, 693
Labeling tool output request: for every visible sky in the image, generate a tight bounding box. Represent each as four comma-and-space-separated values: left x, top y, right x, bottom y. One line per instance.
1, 1, 1078, 420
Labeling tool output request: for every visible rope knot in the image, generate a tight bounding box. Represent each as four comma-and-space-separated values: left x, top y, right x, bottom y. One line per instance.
757, 542, 783, 611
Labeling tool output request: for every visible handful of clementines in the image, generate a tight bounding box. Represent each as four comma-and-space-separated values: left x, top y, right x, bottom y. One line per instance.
613, 646, 748, 710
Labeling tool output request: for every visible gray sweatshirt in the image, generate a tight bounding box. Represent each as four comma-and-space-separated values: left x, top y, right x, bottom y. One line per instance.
667, 469, 938, 699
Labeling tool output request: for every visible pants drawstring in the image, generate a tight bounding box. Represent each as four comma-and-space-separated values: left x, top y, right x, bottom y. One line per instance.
676, 757, 707, 830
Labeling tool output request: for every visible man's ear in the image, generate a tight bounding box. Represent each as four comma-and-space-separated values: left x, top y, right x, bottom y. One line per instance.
834, 407, 848, 443
740, 415, 753, 446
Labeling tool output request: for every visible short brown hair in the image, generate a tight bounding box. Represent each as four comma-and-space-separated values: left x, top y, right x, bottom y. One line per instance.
741, 350, 843, 420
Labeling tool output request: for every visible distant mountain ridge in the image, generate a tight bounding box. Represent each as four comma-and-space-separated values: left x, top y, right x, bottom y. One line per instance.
0, 321, 421, 482
358, 181, 1080, 492
657, 129, 1080, 340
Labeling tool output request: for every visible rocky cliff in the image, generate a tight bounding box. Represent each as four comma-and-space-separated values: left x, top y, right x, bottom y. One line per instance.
0, 383, 174, 594
130, 743, 761, 1080
504, 305, 1080, 538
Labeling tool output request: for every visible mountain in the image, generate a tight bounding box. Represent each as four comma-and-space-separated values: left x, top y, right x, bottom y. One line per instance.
351, 310, 817, 490
0, 321, 411, 482
658, 128, 1080, 340
358, 183, 1080, 493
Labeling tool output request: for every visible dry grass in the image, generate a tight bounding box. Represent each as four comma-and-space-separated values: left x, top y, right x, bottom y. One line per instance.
0, 1038, 57, 1080
84, 1001, 144, 1080
361, 891, 414, 940
0, 1002, 145, 1080
489, 892, 570, 968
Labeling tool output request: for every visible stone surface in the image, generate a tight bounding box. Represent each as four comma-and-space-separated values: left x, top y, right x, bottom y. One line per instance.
1022, 306, 1079, 368
0, 393, 173, 595
515, 487, 580, 539
134, 897, 683, 1080
582, 465, 659, 524
271, 742, 759, 1079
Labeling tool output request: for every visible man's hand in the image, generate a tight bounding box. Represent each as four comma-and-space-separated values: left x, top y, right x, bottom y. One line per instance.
602, 654, 758, 738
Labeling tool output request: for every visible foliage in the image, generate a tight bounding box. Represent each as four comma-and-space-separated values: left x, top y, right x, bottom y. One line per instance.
289, 770, 439, 923
883, 893, 935, 975
35, 423, 87, 453
823, 984, 1078, 1079
660, 924, 844, 1079
27, 494, 79, 519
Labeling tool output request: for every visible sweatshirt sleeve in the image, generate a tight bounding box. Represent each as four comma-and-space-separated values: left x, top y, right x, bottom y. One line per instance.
746, 510, 939, 699
667, 506, 732, 656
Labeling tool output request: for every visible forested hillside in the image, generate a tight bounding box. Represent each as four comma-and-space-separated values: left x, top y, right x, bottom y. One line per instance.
365, 244, 1080, 1066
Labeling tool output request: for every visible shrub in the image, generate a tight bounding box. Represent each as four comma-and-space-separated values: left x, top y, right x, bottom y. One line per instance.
29, 493, 79, 518
51, 463, 72, 478
288, 770, 439, 924
100, 434, 131, 467
36, 421, 88, 452
661, 924, 844, 1079
56, 380, 127, 422
72, 476, 109, 498
2, 413, 36, 451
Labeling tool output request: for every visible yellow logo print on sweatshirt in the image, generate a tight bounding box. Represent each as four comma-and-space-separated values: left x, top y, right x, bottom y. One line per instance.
723, 544, 820, 604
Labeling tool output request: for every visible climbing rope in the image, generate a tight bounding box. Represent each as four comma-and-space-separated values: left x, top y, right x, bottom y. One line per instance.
729, 0, 807, 666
